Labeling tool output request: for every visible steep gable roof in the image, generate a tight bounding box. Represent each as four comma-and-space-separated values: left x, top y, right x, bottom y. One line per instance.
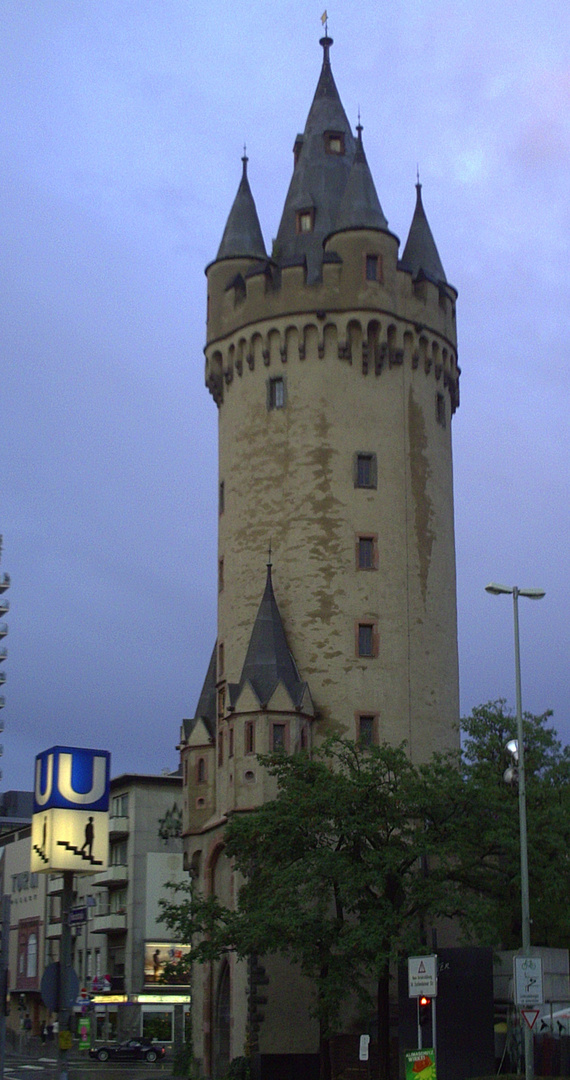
183, 643, 216, 742
332, 124, 388, 234
228, 565, 310, 710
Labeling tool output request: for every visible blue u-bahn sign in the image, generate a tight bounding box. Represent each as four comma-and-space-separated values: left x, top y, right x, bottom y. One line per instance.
31, 746, 111, 874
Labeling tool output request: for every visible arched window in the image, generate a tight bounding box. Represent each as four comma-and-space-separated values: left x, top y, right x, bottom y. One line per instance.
26, 933, 37, 978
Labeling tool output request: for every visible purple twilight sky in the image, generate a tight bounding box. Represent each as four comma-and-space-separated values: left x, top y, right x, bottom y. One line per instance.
1, 0, 569, 789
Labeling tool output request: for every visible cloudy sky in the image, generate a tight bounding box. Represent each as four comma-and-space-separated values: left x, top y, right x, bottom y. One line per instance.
1, 1, 568, 790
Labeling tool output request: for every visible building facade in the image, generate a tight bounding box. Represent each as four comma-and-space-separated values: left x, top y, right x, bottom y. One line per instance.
0, 772, 188, 1046
180, 34, 460, 1076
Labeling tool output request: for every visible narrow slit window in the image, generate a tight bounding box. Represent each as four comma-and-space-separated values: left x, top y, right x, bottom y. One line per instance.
268, 376, 286, 410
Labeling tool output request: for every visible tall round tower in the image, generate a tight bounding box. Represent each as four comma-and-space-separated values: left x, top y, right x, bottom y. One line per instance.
180, 35, 460, 1075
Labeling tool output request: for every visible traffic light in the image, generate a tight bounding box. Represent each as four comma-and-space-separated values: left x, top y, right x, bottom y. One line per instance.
418, 995, 432, 1031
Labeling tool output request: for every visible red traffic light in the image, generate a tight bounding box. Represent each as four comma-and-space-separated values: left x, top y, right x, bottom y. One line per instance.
419, 996, 431, 1007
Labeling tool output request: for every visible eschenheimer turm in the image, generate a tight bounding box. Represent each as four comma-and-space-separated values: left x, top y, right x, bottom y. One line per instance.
179, 33, 460, 1078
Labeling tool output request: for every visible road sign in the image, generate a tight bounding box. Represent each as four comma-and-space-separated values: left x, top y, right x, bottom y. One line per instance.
359, 1035, 370, 1061
408, 955, 438, 998
514, 956, 543, 1006
69, 906, 87, 926
522, 1009, 540, 1031
40, 962, 79, 1012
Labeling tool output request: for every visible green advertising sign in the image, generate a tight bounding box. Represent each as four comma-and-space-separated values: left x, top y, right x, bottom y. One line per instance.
78, 1016, 91, 1050
404, 1048, 436, 1080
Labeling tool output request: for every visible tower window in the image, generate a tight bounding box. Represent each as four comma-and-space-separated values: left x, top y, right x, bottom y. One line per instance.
267, 376, 286, 410
324, 131, 345, 155
357, 535, 377, 570
219, 481, 225, 515
365, 254, 381, 282
229, 726, 234, 758
245, 721, 255, 755
197, 758, 206, 783
354, 452, 377, 489
218, 732, 223, 767
357, 621, 378, 658
358, 714, 377, 747
436, 393, 446, 428
296, 208, 315, 234
218, 557, 224, 593
217, 685, 225, 721
218, 642, 224, 678
272, 723, 287, 752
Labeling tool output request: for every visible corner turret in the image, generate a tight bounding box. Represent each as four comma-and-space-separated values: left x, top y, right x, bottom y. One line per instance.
399, 181, 447, 284
216, 153, 267, 261
332, 123, 388, 235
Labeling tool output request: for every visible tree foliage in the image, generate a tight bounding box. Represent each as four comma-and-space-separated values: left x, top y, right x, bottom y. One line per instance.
160, 705, 570, 1079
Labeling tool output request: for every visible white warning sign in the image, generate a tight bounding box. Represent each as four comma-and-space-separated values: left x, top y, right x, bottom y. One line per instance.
408, 955, 438, 998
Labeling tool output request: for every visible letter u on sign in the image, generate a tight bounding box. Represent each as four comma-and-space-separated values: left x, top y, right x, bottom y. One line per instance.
33, 747, 111, 813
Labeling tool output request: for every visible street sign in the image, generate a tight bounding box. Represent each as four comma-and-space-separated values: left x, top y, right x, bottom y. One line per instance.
408, 955, 438, 998
514, 956, 543, 1006
69, 906, 88, 926
359, 1035, 370, 1061
40, 962, 80, 1012
31, 746, 111, 873
522, 1009, 540, 1031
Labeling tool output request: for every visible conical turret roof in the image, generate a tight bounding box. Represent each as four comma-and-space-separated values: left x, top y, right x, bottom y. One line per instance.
229, 564, 308, 710
399, 182, 446, 284
183, 642, 216, 741
216, 154, 267, 261
333, 124, 388, 234
274, 37, 356, 282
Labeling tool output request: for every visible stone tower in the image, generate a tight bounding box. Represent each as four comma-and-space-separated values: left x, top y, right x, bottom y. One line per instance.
179, 35, 460, 1077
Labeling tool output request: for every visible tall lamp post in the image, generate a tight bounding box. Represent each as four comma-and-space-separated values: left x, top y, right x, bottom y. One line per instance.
485, 582, 545, 1080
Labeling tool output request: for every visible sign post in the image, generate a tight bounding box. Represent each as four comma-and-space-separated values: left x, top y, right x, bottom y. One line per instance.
408, 956, 438, 1064
31, 746, 110, 1080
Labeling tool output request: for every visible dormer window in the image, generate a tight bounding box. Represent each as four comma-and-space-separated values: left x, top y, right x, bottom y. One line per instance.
324, 131, 345, 155
296, 209, 315, 234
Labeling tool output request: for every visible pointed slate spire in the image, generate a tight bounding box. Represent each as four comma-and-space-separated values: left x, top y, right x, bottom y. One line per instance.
230, 563, 308, 709
216, 152, 267, 261
333, 121, 388, 234
183, 642, 217, 741
274, 36, 356, 282
399, 182, 446, 284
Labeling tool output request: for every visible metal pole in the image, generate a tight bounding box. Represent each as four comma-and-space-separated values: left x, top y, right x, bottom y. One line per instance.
512, 587, 534, 1080
59, 872, 74, 1080
0, 896, 11, 1080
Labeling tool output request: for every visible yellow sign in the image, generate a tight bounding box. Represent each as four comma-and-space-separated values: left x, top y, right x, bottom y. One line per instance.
31, 808, 109, 873
59, 1030, 73, 1051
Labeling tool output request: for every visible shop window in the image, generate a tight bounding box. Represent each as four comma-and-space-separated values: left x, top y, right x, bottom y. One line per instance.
26, 934, 37, 978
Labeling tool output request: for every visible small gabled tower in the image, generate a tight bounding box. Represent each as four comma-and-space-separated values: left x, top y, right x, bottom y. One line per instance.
184, 32, 461, 1076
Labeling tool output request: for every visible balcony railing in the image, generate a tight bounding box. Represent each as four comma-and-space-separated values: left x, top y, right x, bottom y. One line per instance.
93, 863, 128, 888
108, 815, 129, 839
91, 909, 127, 934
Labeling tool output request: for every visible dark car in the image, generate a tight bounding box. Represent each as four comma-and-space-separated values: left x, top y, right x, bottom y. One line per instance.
89, 1039, 166, 1063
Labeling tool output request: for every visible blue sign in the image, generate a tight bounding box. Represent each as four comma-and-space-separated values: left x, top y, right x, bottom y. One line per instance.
34, 746, 111, 813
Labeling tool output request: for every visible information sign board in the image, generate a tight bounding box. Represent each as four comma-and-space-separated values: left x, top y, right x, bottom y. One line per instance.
408, 955, 438, 998
514, 956, 543, 1006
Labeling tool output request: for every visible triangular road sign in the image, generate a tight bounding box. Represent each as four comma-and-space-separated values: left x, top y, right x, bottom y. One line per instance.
418, 961, 426, 973
522, 1009, 540, 1031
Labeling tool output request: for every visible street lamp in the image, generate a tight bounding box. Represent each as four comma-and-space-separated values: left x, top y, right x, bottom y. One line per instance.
485, 583, 545, 1080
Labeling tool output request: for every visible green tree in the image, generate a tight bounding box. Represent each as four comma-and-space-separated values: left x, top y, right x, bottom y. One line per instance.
423, 701, 570, 948
161, 740, 460, 1080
